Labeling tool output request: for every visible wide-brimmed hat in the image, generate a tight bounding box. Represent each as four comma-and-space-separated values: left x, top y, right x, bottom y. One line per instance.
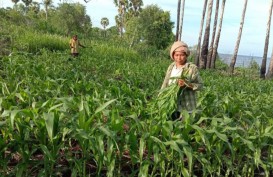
170, 41, 190, 59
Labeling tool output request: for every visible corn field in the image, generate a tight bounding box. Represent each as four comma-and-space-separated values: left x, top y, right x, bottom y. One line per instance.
0, 41, 273, 177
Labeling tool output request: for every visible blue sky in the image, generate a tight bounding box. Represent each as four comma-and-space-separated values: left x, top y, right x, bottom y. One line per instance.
2, 0, 273, 57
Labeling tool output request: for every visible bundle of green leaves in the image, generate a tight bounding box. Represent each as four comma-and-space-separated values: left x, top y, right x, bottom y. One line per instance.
148, 68, 191, 121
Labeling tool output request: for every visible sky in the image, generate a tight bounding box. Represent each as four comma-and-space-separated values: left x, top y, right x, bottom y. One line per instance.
2, 0, 273, 57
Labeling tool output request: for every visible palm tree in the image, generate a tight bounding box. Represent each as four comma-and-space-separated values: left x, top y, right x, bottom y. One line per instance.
101, 17, 109, 37
42, 0, 52, 20
175, 0, 181, 41
229, 0, 248, 74
200, 0, 213, 69
261, 0, 273, 79
11, 0, 20, 11
29, 1, 40, 14
22, 0, 32, 7
195, 0, 208, 66
11, 0, 20, 9
22, 0, 32, 12
127, 0, 143, 17
114, 0, 142, 37
211, 0, 226, 69
206, 0, 219, 69
115, 15, 122, 36
114, 0, 128, 37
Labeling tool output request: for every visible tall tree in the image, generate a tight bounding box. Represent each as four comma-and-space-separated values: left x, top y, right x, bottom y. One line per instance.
114, 0, 128, 37
22, 0, 32, 7
200, 0, 213, 69
101, 17, 109, 37
261, 0, 273, 79
138, 5, 174, 49
11, 0, 20, 7
114, 0, 142, 37
22, 0, 32, 12
42, 0, 53, 20
211, 0, 226, 69
29, 1, 40, 14
115, 15, 122, 36
195, 0, 208, 66
175, 0, 181, 41
229, 0, 248, 74
178, 0, 185, 41
127, 0, 143, 17
124, 16, 141, 47
50, 3, 91, 36
206, 0, 219, 69
11, 0, 20, 11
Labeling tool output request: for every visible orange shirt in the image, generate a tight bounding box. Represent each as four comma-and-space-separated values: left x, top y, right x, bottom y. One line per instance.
69, 38, 80, 53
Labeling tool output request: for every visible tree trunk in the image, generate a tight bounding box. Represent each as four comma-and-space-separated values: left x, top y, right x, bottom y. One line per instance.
121, 5, 125, 37
266, 51, 273, 79
229, 0, 248, 74
45, 6, 48, 20
178, 0, 185, 41
261, 0, 273, 79
206, 0, 219, 69
195, 0, 208, 67
176, 0, 181, 41
129, 28, 138, 48
211, 0, 226, 69
200, 0, 213, 69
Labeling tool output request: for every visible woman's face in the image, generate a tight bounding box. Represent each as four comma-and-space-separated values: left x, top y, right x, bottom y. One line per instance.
173, 51, 187, 65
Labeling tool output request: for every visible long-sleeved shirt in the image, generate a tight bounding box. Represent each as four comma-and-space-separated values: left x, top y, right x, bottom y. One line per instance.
161, 62, 203, 112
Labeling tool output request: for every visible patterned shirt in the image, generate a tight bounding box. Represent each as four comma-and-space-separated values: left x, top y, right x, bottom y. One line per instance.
161, 62, 203, 112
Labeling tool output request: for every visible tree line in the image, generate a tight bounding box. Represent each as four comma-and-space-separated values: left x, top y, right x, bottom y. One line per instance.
6, 0, 174, 49
176, 0, 273, 79
5, 0, 273, 78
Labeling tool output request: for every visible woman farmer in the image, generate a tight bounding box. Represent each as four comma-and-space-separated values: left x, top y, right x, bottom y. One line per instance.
69, 35, 85, 57
161, 41, 203, 119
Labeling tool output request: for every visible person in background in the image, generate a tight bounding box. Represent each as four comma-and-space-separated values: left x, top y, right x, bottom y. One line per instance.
69, 35, 85, 57
161, 41, 203, 119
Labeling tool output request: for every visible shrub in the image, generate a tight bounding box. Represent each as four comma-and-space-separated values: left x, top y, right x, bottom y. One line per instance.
14, 31, 68, 53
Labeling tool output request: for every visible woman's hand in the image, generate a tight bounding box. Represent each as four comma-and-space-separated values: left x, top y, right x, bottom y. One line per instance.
178, 79, 193, 89
178, 79, 185, 87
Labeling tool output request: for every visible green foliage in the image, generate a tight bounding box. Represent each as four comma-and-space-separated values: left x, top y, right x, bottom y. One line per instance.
1, 3, 92, 39
13, 30, 68, 53
1, 2, 273, 177
134, 42, 168, 59
0, 8, 25, 25
49, 3, 92, 36
249, 58, 260, 70
0, 38, 11, 56
1, 39, 273, 176
0, 31, 12, 56
231, 59, 261, 79
124, 16, 141, 47
215, 56, 229, 70
138, 5, 174, 49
